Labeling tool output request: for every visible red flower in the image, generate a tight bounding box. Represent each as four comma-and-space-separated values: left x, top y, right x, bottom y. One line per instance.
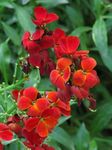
18, 97, 50, 117
32, 6, 59, 26
47, 91, 70, 116
0, 143, 3, 150
22, 128, 44, 146
50, 58, 72, 90
0, 123, 13, 141
22, 29, 44, 53
8, 123, 22, 137
12, 89, 24, 101
72, 57, 99, 89
53, 28, 66, 44
25, 107, 61, 137
71, 86, 89, 100
55, 36, 80, 57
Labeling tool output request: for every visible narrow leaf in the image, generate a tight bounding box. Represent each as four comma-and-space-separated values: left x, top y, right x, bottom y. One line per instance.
2, 22, 20, 46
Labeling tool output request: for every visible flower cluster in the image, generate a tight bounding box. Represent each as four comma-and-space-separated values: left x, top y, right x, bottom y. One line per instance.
11, 86, 70, 149
50, 38, 100, 110
0, 5, 100, 150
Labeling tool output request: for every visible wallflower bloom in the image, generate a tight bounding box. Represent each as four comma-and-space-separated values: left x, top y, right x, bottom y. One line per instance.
0, 123, 13, 141
25, 108, 61, 137
22, 29, 44, 53
55, 36, 80, 57
72, 57, 99, 89
32, 6, 59, 26
50, 57, 72, 90
47, 91, 70, 116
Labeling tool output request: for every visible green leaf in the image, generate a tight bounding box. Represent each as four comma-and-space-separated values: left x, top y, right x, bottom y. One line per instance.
36, 0, 68, 7
91, 0, 104, 18
0, 40, 11, 83
50, 127, 74, 150
74, 123, 90, 150
70, 26, 91, 37
2, 22, 20, 46
66, 6, 84, 27
92, 18, 112, 71
24, 69, 40, 87
38, 78, 55, 91
0, 0, 13, 8
89, 139, 98, 150
13, 4, 35, 32
90, 100, 112, 134
57, 116, 71, 126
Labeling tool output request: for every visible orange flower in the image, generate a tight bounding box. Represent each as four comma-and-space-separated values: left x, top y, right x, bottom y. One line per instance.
47, 91, 70, 116
50, 58, 72, 90
25, 108, 61, 137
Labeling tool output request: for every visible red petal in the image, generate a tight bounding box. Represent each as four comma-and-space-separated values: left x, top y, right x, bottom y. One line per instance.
33, 6, 47, 25
53, 28, 65, 44
0, 123, 9, 131
27, 98, 50, 117
22, 32, 30, 41
55, 76, 66, 90
11, 89, 19, 101
57, 57, 72, 70
45, 13, 59, 24
25, 118, 39, 132
23, 87, 38, 101
44, 116, 58, 130
32, 29, 44, 40
42, 108, 61, 119
0, 143, 3, 150
0, 130, 13, 141
81, 57, 97, 71
28, 53, 41, 67
39, 35, 53, 49
59, 36, 80, 55
72, 70, 86, 86
63, 66, 71, 82
47, 92, 58, 103
17, 96, 32, 110
36, 121, 48, 137
50, 70, 60, 85
67, 36, 80, 53
84, 72, 98, 89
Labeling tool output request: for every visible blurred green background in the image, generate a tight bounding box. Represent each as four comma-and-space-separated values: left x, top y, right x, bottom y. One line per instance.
0, 0, 112, 150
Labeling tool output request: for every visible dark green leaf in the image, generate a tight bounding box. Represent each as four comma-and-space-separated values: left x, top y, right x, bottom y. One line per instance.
90, 101, 112, 134
13, 4, 35, 32
66, 6, 84, 27
24, 69, 40, 87
89, 139, 98, 150
92, 18, 112, 71
70, 26, 91, 37
74, 123, 90, 150
0, 40, 11, 83
50, 127, 74, 150
2, 22, 20, 46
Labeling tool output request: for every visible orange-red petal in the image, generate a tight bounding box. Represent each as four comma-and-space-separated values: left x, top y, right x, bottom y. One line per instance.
18, 96, 32, 110
36, 121, 48, 137
23, 87, 38, 101
25, 118, 39, 132
81, 57, 97, 71
57, 57, 72, 70
72, 70, 86, 86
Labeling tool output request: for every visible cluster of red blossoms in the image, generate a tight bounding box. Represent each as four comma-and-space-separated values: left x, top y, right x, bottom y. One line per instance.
0, 6, 100, 150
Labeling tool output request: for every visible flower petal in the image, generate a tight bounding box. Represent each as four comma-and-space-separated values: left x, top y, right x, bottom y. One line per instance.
25, 118, 39, 132
17, 96, 32, 110
81, 57, 97, 71
23, 87, 38, 101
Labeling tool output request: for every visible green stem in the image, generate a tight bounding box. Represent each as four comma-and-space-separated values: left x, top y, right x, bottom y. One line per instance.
0, 78, 25, 94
